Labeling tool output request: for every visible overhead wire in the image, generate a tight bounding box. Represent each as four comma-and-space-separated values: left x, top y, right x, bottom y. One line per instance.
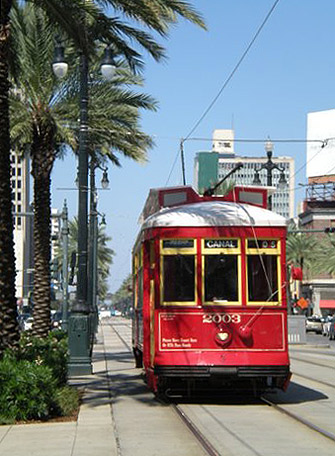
165, 0, 281, 185
183, 0, 281, 142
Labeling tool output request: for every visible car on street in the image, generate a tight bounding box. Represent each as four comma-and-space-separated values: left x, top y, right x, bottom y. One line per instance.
328, 316, 335, 340
305, 315, 323, 334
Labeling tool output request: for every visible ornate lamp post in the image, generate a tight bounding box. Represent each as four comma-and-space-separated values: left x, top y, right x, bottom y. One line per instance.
52, 42, 115, 375
253, 139, 287, 210
87, 157, 109, 345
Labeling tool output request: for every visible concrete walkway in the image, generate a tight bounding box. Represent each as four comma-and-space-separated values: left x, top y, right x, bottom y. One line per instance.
0, 325, 118, 456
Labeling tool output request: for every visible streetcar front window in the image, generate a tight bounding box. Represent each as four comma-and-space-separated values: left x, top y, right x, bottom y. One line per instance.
247, 255, 278, 302
204, 255, 238, 302
163, 255, 195, 302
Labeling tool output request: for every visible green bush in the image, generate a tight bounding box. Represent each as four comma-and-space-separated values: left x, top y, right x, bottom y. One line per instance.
0, 331, 80, 423
0, 354, 57, 422
53, 386, 80, 417
17, 330, 68, 386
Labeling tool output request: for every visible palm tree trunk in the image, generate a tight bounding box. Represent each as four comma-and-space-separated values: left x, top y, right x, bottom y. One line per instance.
31, 118, 56, 338
0, 0, 19, 354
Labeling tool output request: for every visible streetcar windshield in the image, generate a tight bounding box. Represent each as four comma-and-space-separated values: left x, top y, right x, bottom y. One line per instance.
204, 255, 238, 302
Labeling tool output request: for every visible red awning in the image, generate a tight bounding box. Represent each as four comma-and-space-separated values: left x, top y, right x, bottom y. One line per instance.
319, 299, 335, 309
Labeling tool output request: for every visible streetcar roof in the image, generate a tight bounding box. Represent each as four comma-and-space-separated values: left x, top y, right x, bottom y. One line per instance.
142, 201, 287, 229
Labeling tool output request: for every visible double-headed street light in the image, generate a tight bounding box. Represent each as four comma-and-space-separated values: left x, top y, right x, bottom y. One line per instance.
52, 41, 115, 375
253, 139, 287, 210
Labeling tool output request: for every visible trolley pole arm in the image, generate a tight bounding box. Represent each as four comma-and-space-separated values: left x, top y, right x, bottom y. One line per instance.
203, 162, 243, 196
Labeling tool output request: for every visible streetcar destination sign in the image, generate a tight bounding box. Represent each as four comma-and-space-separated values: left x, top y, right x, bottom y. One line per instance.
205, 239, 238, 249
163, 239, 194, 249
248, 240, 277, 249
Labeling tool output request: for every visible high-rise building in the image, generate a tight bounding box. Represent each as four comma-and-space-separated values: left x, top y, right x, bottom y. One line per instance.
11, 150, 33, 299
194, 129, 295, 219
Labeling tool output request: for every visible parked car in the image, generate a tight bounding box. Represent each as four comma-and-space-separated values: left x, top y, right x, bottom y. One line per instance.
328, 317, 335, 340
305, 315, 323, 334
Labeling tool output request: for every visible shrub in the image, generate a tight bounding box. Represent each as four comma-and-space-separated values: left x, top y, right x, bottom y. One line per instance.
0, 354, 57, 422
53, 386, 80, 417
17, 330, 68, 386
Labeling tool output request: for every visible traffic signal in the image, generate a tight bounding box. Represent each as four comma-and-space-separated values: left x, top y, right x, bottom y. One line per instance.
325, 227, 335, 234
50, 258, 59, 280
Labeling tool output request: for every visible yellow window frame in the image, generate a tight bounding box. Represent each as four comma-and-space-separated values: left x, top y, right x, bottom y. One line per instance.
245, 239, 282, 306
160, 239, 197, 306
201, 238, 242, 306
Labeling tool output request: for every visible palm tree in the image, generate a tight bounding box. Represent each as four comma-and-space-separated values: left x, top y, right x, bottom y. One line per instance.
286, 223, 322, 276
2, 0, 205, 347
0, 0, 115, 352
315, 234, 335, 276
9, 6, 157, 337
55, 218, 114, 302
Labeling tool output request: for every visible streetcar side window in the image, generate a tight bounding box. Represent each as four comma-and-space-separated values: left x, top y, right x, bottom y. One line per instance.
163, 255, 195, 302
160, 239, 197, 306
246, 239, 281, 305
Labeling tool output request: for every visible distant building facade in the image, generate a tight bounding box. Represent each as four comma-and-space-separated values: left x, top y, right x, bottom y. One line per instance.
298, 184, 335, 316
194, 129, 295, 219
11, 150, 33, 299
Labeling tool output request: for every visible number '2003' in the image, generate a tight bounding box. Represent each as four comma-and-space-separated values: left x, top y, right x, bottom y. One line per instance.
202, 314, 241, 324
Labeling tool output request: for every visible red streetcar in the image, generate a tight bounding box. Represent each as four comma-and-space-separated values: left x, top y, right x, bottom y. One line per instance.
132, 185, 291, 396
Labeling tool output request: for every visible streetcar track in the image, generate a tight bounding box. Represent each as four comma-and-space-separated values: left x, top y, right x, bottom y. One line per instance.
110, 322, 219, 455
172, 404, 221, 456
290, 355, 335, 370
110, 321, 335, 452
109, 322, 132, 352
261, 396, 335, 443
292, 371, 335, 389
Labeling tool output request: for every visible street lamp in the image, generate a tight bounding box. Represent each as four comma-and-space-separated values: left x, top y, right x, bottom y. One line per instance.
52, 42, 115, 376
87, 156, 109, 346
252, 139, 287, 210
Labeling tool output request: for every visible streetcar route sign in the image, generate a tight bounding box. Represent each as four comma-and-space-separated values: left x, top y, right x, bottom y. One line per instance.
205, 239, 238, 249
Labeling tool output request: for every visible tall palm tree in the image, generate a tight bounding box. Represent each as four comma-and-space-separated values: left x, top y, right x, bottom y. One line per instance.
9, 6, 157, 337
1, 0, 205, 347
0, 0, 116, 352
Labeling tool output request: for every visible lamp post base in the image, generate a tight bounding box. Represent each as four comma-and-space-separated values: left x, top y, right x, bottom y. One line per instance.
68, 314, 92, 377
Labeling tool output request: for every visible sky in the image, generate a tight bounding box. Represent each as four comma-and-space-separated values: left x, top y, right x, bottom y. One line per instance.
51, 0, 335, 293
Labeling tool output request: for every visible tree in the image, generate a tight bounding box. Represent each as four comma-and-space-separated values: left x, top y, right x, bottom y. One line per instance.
55, 218, 114, 302
112, 275, 132, 315
286, 222, 322, 277
9, 5, 157, 337
0, 0, 116, 353
1, 0, 205, 347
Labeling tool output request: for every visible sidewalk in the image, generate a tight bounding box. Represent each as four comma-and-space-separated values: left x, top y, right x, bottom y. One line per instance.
0, 325, 118, 456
